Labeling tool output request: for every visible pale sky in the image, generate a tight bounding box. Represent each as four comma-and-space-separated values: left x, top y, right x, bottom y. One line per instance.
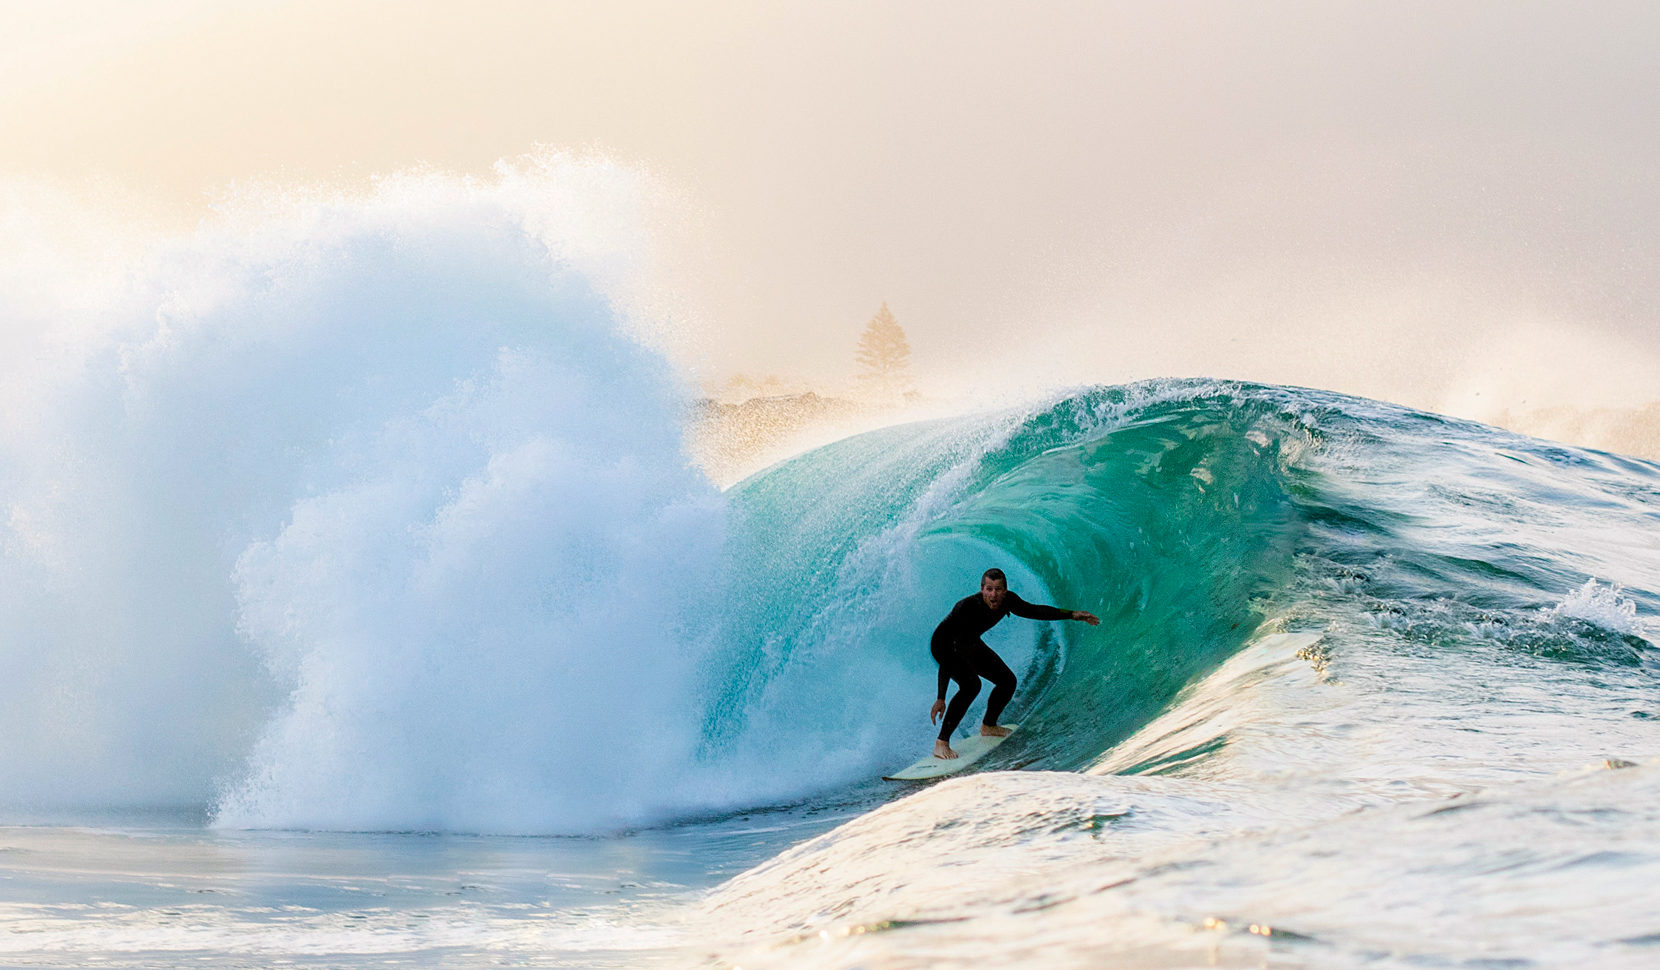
4, 1, 1659, 429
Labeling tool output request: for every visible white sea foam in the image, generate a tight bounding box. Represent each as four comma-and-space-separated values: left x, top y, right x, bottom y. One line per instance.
0, 157, 743, 831
1544, 579, 1649, 639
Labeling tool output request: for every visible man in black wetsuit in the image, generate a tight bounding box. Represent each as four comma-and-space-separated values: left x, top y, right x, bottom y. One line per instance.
929, 568, 1099, 759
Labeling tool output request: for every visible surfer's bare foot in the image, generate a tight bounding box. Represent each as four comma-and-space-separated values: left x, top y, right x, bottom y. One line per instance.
933, 740, 959, 760
980, 724, 1012, 738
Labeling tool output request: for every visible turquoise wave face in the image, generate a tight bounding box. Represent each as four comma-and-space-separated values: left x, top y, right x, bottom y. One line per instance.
706, 380, 1659, 784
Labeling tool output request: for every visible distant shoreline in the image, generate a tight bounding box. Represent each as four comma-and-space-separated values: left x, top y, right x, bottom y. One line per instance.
688, 391, 865, 485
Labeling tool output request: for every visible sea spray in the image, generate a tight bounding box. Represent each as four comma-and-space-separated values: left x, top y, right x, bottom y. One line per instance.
216, 343, 728, 833
0, 160, 734, 830
1545, 579, 1649, 639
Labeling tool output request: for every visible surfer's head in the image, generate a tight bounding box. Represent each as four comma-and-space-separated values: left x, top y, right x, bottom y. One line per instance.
980, 568, 1008, 610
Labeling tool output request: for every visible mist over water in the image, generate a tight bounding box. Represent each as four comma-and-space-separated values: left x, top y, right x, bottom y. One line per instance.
3, 155, 1659, 969
4, 9, 1660, 965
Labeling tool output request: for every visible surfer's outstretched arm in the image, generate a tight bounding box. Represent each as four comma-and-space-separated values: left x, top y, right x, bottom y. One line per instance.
1006, 592, 1100, 625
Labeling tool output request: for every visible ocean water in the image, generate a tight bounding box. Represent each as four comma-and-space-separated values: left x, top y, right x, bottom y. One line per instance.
3, 173, 1658, 967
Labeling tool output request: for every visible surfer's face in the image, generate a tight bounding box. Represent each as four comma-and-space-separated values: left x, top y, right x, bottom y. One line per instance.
980, 577, 1008, 610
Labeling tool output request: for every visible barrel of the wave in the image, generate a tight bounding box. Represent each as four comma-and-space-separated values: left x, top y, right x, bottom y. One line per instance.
904, 389, 1312, 771
709, 384, 1315, 790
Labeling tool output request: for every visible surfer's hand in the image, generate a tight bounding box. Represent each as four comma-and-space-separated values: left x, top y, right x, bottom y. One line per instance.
930, 699, 945, 725
1072, 611, 1100, 626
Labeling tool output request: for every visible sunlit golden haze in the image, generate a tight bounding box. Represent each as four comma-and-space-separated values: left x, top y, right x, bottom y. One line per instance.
4, 1, 1659, 454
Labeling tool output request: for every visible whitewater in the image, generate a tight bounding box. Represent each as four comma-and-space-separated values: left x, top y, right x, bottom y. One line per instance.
2, 165, 1658, 968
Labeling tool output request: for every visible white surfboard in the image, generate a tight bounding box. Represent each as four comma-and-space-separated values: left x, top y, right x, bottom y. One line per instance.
883, 725, 1019, 781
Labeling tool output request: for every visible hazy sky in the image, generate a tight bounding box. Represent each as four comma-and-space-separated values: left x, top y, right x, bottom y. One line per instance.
4, 1, 1659, 424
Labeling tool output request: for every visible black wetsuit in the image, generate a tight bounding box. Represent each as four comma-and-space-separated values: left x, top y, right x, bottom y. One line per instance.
930, 591, 1070, 742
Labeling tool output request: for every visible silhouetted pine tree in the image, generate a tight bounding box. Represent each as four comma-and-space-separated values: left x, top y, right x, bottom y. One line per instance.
855, 303, 913, 402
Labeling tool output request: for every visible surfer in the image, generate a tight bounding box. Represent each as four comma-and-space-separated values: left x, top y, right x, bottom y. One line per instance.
928, 568, 1099, 759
